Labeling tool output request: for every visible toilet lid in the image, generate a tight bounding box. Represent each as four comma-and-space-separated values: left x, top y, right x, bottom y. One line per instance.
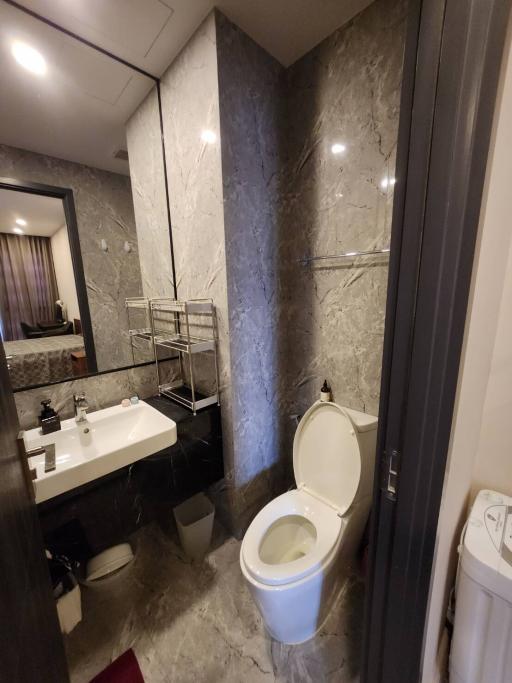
293, 402, 361, 515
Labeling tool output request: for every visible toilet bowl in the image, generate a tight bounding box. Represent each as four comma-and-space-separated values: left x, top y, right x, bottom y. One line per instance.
240, 401, 377, 644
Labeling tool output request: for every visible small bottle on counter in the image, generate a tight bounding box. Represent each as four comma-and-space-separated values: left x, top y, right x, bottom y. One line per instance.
320, 380, 331, 402
39, 399, 61, 434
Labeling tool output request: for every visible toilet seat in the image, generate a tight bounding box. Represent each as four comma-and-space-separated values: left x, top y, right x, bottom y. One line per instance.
293, 401, 361, 515
241, 488, 342, 586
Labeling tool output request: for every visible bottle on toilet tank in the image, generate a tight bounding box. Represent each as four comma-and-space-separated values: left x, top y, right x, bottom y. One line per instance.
320, 380, 331, 402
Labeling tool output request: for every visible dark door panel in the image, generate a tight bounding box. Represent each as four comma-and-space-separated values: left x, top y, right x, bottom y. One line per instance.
0, 342, 68, 681
362, 0, 512, 681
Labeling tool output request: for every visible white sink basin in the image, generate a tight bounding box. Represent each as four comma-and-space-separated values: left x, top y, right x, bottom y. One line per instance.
24, 400, 177, 504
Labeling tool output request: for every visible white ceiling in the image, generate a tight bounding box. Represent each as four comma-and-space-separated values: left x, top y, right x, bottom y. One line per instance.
12, 0, 373, 71
0, 188, 65, 237
0, 1, 155, 174
0, 0, 372, 175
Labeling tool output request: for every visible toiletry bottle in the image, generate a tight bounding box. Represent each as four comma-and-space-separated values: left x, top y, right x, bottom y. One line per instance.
39, 399, 61, 435
320, 380, 331, 402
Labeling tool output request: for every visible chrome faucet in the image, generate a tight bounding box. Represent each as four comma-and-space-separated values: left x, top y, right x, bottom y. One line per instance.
74, 392, 89, 423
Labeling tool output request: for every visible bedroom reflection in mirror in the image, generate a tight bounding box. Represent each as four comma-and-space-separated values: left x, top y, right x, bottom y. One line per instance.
0, 188, 88, 388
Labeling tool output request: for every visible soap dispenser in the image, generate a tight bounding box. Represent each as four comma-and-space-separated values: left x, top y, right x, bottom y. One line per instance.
320, 380, 331, 402
39, 399, 61, 435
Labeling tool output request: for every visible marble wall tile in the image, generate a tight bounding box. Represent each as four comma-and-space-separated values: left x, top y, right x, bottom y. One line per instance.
215, 12, 286, 531
126, 88, 175, 299
279, 0, 407, 425
126, 1, 407, 537
14, 362, 168, 430
158, 13, 237, 521
214, 0, 406, 533
0, 144, 143, 372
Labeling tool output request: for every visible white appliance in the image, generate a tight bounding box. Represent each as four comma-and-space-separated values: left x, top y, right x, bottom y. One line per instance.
450, 489, 512, 683
240, 401, 377, 644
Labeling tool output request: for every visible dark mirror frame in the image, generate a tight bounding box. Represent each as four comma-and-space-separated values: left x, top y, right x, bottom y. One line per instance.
0, 176, 98, 379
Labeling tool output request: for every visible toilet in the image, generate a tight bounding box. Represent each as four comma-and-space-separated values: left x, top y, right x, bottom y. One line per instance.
240, 401, 377, 644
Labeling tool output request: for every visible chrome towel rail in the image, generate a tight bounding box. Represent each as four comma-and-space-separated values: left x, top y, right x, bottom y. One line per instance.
299, 246, 390, 265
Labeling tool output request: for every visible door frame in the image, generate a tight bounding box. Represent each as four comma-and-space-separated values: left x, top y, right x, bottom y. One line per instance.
362, 0, 512, 681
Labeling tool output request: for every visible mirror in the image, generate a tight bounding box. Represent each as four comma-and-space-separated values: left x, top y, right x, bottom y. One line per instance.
0, 1, 173, 389
0, 184, 91, 387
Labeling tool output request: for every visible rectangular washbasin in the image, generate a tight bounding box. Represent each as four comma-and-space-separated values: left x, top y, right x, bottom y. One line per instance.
24, 400, 177, 503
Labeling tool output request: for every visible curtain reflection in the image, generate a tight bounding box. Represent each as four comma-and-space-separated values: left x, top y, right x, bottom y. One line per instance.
0, 232, 59, 341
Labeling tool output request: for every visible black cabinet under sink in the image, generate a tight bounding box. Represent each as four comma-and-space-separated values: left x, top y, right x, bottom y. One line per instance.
38, 398, 223, 557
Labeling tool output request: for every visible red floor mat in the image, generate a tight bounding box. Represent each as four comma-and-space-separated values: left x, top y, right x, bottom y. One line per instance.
90, 649, 144, 683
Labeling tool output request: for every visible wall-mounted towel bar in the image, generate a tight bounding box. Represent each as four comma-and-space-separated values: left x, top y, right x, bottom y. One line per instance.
299, 246, 390, 265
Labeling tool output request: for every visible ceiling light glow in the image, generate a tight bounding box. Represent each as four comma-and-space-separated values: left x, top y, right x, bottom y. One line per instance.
13, 227, 24, 235
331, 143, 346, 155
11, 41, 47, 76
15, 218, 27, 226
201, 129, 217, 144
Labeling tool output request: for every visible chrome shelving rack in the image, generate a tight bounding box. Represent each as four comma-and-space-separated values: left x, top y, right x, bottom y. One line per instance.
125, 297, 154, 364
149, 298, 220, 414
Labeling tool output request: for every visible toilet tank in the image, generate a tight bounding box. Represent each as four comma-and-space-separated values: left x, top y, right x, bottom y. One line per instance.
343, 407, 378, 502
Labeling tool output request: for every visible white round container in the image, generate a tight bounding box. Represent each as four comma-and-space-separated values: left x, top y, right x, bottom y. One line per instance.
450, 489, 512, 683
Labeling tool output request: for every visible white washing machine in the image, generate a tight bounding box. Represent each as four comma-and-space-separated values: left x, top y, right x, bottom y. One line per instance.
450, 489, 512, 683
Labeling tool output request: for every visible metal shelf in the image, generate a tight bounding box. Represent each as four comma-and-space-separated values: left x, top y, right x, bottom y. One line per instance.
159, 382, 218, 412
150, 298, 214, 314
128, 328, 153, 342
299, 246, 390, 265
153, 333, 215, 354
126, 298, 155, 365
149, 298, 220, 415
125, 297, 151, 309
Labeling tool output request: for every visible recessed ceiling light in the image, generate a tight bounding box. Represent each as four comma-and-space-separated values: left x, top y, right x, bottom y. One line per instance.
11, 41, 47, 76
13, 227, 24, 235
201, 129, 217, 144
15, 218, 27, 226
331, 143, 346, 155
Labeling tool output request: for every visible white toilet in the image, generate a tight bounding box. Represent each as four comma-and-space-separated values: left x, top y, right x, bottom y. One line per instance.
240, 401, 377, 644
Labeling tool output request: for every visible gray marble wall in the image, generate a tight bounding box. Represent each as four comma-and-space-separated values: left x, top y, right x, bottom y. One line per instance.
126, 88, 175, 299
152, 12, 286, 534
159, 12, 228, 381
122, 1, 407, 536
158, 13, 237, 522
215, 13, 286, 531
0, 144, 143, 372
279, 0, 407, 426
214, 1, 406, 533
15, 363, 162, 430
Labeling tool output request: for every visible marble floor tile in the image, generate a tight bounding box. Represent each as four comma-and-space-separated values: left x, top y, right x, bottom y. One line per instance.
65, 523, 364, 683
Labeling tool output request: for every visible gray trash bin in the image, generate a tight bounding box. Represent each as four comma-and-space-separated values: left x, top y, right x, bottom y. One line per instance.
173, 493, 215, 561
